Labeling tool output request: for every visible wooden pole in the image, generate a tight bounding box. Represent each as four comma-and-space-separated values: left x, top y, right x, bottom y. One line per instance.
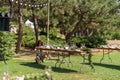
47, 0, 50, 46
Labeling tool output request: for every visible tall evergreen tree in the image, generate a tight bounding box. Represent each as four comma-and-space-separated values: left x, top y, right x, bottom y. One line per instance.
50, 0, 120, 43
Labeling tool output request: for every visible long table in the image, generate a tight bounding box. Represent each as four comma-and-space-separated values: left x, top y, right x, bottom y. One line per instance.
98, 47, 120, 63
36, 47, 95, 71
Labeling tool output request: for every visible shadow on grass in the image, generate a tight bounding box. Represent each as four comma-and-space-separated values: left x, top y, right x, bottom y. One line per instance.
93, 63, 120, 71
20, 62, 77, 73
20, 62, 45, 69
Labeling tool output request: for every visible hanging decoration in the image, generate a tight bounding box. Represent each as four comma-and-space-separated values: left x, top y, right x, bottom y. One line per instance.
13, 1, 48, 8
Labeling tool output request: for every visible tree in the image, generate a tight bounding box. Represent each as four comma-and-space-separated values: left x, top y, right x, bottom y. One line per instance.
31, 0, 40, 46
16, 0, 23, 53
1, 0, 120, 50
8, 0, 14, 18
50, 0, 120, 43
0, 32, 16, 60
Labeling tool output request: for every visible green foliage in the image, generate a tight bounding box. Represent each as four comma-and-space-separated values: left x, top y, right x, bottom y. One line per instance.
50, 0, 120, 40
0, 0, 119, 42
112, 32, 120, 40
0, 6, 9, 13
0, 32, 16, 60
39, 34, 65, 47
21, 25, 65, 48
22, 26, 35, 48
50, 27, 59, 36
72, 36, 88, 44
72, 36, 106, 48
86, 36, 106, 48
49, 34, 66, 47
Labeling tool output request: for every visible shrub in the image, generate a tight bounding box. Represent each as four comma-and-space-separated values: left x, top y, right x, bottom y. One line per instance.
86, 36, 106, 48
0, 32, 16, 60
39, 34, 66, 47
112, 32, 120, 40
72, 36, 88, 48
22, 26, 35, 48
49, 34, 66, 46
40, 35, 47, 45
72, 36, 106, 48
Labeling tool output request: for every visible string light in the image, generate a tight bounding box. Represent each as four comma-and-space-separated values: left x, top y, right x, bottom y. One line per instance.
16, 1, 18, 4
20, 3, 23, 5
13, 1, 48, 8
24, 4, 27, 6
29, 4, 31, 7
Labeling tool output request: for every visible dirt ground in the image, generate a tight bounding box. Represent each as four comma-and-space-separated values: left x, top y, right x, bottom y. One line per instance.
107, 40, 120, 45
13, 49, 36, 60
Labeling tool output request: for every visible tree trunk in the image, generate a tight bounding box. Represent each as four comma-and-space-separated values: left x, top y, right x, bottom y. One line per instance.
66, 15, 83, 44
16, 0, 23, 53
31, 0, 40, 45
66, 21, 81, 45
8, 0, 14, 18
33, 14, 40, 45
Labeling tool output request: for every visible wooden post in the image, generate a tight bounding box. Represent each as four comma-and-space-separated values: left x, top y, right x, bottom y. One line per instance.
47, 0, 50, 46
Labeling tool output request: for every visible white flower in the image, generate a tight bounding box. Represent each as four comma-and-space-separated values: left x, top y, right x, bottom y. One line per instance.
16, 75, 25, 80
45, 71, 50, 76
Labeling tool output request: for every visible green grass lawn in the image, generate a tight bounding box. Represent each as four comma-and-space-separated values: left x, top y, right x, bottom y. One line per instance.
0, 51, 120, 80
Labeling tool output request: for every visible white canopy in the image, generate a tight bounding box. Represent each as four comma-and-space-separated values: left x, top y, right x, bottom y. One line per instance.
25, 19, 34, 29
